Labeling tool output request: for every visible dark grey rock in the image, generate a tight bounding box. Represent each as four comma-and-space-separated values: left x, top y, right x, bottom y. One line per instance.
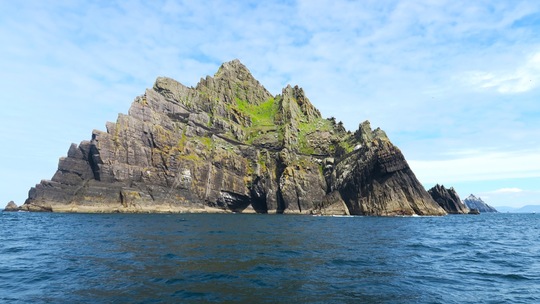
468, 208, 480, 214
428, 184, 470, 214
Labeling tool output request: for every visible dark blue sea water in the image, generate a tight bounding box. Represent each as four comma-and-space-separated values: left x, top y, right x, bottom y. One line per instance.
1, 212, 539, 303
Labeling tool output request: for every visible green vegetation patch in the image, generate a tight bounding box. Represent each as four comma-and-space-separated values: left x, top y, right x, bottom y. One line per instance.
232, 97, 282, 144
199, 136, 213, 150
297, 118, 334, 154
235, 97, 277, 127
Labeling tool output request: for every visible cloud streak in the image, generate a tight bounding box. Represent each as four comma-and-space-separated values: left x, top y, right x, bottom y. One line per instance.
409, 149, 540, 183
493, 188, 524, 193
464, 52, 540, 93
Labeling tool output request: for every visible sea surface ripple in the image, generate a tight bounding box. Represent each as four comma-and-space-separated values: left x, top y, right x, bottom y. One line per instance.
1, 212, 539, 303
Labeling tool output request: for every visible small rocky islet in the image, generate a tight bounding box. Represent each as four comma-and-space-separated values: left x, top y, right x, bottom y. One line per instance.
463, 194, 498, 213
428, 184, 470, 214
10, 60, 489, 216
3, 201, 19, 212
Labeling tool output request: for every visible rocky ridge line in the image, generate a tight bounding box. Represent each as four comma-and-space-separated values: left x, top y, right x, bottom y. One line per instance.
21, 60, 446, 216
463, 194, 498, 213
428, 184, 470, 214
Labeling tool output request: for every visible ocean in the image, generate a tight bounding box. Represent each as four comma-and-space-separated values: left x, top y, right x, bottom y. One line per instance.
1, 212, 538, 303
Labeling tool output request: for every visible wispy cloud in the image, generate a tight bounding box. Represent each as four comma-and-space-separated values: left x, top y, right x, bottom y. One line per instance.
464, 51, 540, 93
493, 188, 524, 193
409, 149, 540, 184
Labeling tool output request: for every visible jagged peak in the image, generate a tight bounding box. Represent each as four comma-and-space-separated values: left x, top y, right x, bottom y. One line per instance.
429, 184, 459, 196
281, 84, 305, 100
372, 127, 389, 141
354, 121, 389, 145
215, 59, 251, 78
467, 194, 479, 200
432, 183, 443, 190
152, 76, 193, 107
153, 76, 187, 92
195, 59, 272, 106
279, 84, 321, 122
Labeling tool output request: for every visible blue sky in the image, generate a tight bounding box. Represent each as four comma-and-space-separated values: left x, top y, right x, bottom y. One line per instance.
1, 0, 539, 208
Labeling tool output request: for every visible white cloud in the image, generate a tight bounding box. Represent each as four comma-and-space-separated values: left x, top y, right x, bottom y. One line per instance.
493, 188, 524, 193
408, 149, 540, 184
464, 51, 540, 93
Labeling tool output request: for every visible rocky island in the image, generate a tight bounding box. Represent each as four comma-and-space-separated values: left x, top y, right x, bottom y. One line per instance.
463, 194, 498, 213
20, 60, 446, 216
428, 184, 470, 214
3, 201, 19, 212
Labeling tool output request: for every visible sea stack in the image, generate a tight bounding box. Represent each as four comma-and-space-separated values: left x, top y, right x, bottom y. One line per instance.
21, 60, 446, 216
463, 194, 498, 213
428, 184, 470, 214
3, 201, 19, 212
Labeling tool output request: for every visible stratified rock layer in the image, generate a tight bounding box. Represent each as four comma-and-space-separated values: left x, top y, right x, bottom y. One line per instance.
463, 194, 498, 213
22, 60, 446, 216
428, 184, 470, 214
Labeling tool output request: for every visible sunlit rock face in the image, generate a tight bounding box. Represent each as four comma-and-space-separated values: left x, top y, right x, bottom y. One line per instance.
22, 60, 445, 216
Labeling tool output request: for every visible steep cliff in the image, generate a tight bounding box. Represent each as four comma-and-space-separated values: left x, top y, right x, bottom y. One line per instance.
463, 194, 498, 213
21, 60, 446, 216
428, 184, 470, 214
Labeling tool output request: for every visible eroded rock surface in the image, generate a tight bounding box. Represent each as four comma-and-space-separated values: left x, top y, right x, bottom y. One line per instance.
22, 60, 445, 216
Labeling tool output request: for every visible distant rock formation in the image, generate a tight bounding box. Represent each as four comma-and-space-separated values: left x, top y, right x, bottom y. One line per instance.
463, 194, 498, 213
3, 201, 19, 212
468, 208, 480, 215
428, 184, 470, 214
20, 60, 446, 216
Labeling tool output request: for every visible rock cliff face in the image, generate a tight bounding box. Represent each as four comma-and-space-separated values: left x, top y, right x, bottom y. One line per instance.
21, 60, 446, 216
428, 184, 469, 214
463, 194, 498, 213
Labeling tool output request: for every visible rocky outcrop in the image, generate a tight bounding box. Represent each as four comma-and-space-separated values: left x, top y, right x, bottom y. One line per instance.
3, 201, 19, 212
463, 194, 498, 213
428, 184, 470, 214
326, 122, 445, 216
468, 208, 480, 215
21, 60, 446, 216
